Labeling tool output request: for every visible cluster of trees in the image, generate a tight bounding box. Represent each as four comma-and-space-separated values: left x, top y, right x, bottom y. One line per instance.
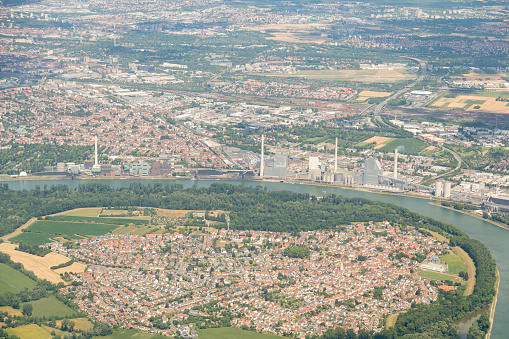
16, 243, 51, 257
467, 311, 490, 339
283, 245, 310, 259
0, 143, 94, 175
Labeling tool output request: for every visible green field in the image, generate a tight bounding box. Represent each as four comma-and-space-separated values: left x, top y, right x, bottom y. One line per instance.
93, 329, 171, 339
24, 296, 76, 317
441, 252, 467, 275
0, 264, 36, 293
9, 232, 55, 245
6, 324, 53, 339
472, 91, 509, 99
418, 270, 453, 282
380, 138, 426, 155
197, 327, 282, 339
29, 220, 119, 237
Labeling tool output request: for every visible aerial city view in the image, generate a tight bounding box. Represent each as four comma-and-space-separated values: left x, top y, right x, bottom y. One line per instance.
0, 0, 507, 338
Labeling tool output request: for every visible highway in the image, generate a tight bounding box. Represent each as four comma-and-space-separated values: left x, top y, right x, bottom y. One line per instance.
373, 57, 427, 125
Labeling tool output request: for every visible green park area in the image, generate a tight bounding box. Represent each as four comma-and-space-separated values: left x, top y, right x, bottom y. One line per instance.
380, 138, 426, 155
0, 263, 36, 293
198, 327, 282, 339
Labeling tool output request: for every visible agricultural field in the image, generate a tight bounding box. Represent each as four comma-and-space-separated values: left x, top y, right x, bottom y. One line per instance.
60, 208, 101, 217
379, 138, 427, 155
5, 324, 54, 339
9, 232, 54, 245
356, 90, 392, 101
0, 306, 22, 316
0, 263, 36, 293
28, 220, 119, 240
432, 94, 509, 113
357, 136, 394, 148
24, 296, 76, 317
93, 329, 171, 339
253, 69, 416, 83
56, 318, 93, 331
0, 243, 83, 283
198, 327, 282, 339
441, 250, 468, 275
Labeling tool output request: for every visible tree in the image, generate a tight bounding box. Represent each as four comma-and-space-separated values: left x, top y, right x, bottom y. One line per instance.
22, 303, 32, 316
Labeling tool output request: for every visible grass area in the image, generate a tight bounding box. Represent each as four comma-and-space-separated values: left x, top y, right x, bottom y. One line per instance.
47, 215, 150, 225
441, 251, 468, 275
29, 220, 119, 238
471, 91, 509, 99
6, 324, 53, 339
380, 138, 426, 155
56, 318, 93, 331
62, 208, 101, 217
198, 327, 282, 339
465, 99, 486, 108
417, 270, 453, 281
0, 306, 22, 316
24, 296, 76, 317
100, 209, 128, 216
0, 263, 36, 293
9, 232, 55, 245
93, 329, 171, 339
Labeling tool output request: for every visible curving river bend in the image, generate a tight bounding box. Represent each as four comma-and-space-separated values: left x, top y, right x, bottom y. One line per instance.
3, 178, 508, 337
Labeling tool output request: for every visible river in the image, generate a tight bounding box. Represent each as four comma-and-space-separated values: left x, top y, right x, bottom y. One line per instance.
3, 178, 507, 337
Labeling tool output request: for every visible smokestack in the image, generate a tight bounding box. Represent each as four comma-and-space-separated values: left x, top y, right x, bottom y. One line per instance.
95, 135, 98, 166
394, 149, 398, 180
334, 137, 338, 173
260, 134, 264, 177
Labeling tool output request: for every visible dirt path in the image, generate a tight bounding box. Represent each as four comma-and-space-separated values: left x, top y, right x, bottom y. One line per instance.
452, 246, 476, 296
386, 310, 405, 329
1, 217, 37, 242
486, 268, 499, 339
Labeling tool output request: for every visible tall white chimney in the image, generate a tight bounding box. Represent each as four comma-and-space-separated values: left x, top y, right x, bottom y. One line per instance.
394, 149, 398, 180
334, 137, 338, 173
260, 134, 264, 177
94, 135, 98, 166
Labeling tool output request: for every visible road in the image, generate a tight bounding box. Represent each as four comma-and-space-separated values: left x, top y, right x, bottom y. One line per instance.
434, 145, 466, 180
373, 57, 427, 125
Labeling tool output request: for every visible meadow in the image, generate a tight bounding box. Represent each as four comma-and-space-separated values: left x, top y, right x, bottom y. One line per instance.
0, 263, 36, 293
418, 270, 454, 282
24, 296, 76, 317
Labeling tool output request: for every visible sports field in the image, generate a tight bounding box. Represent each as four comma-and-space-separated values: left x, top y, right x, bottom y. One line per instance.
0, 263, 36, 293
441, 251, 468, 275
252, 69, 416, 83
198, 327, 282, 339
418, 270, 454, 281
25, 296, 76, 317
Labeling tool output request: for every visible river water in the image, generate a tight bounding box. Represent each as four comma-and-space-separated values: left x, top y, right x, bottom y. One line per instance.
3, 178, 508, 337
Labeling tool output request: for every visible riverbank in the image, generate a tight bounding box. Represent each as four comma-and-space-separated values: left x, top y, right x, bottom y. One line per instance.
487, 268, 500, 339
428, 202, 509, 232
